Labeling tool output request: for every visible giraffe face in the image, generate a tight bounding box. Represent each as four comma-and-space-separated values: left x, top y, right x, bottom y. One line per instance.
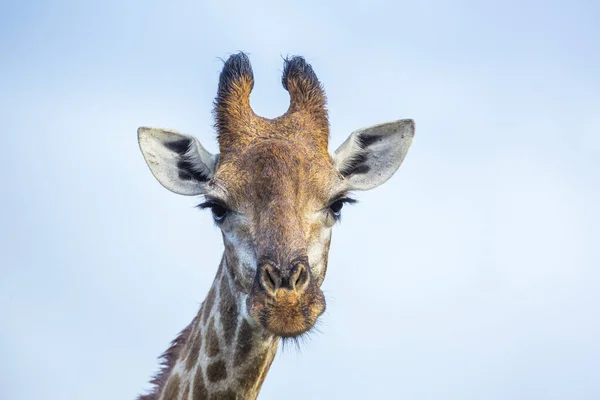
137, 53, 415, 339
200, 137, 344, 337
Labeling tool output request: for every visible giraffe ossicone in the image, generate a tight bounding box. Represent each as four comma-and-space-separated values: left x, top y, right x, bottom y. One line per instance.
137, 52, 415, 399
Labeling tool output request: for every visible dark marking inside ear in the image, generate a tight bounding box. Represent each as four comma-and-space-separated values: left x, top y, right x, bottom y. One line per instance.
340, 152, 370, 177
176, 160, 209, 182
163, 137, 210, 183
357, 133, 383, 148
164, 138, 192, 155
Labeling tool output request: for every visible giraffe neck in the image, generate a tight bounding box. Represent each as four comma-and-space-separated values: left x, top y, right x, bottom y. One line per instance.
140, 256, 280, 400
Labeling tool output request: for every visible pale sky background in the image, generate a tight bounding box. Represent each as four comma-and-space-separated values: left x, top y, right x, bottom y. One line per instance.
1, 1, 599, 399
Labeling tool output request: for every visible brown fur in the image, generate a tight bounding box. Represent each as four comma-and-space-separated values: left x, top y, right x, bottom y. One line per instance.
254, 347, 276, 394
211, 389, 237, 400
206, 360, 228, 382
162, 375, 180, 400
214, 54, 328, 160
223, 240, 248, 291
233, 320, 253, 365
219, 273, 238, 345
206, 317, 220, 358
182, 384, 190, 399
193, 366, 208, 399
185, 327, 202, 370
237, 347, 268, 390
202, 286, 216, 325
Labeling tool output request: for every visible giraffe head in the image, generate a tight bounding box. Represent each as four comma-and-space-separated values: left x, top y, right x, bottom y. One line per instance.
138, 53, 414, 338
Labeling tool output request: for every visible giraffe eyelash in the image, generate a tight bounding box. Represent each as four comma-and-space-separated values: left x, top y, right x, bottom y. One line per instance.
326, 196, 357, 210
197, 200, 228, 210
331, 196, 357, 206
196, 195, 231, 210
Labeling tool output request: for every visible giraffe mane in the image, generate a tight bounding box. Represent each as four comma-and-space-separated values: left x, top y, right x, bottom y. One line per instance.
137, 320, 195, 400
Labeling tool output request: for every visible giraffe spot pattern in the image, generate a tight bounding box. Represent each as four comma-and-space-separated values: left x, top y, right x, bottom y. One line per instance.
256, 346, 276, 393
193, 366, 208, 399
161, 375, 180, 400
206, 360, 228, 382
206, 317, 220, 357
211, 389, 237, 400
238, 346, 269, 392
181, 382, 190, 399
233, 319, 253, 365
219, 274, 238, 345
186, 326, 202, 371
202, 286, 217, 325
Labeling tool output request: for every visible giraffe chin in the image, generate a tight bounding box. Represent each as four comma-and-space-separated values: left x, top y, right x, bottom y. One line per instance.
247, 285, 326, 338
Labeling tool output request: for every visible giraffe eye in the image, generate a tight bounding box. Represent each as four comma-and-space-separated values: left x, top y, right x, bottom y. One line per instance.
197, 200, 229, 222
328, 197, 356, 219
210, 205, 228, 221
329, 200, 344, 216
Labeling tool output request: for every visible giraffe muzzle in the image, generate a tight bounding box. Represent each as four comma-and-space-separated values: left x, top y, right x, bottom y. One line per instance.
247, 260, 326, 338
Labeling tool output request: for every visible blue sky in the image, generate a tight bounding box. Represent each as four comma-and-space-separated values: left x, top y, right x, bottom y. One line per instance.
1, 1, 599, 399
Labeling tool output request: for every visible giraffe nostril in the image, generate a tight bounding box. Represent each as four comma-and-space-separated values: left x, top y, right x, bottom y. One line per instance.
266, 269, 276, 288
261, 264, 281, 295
291, 263, 309, 293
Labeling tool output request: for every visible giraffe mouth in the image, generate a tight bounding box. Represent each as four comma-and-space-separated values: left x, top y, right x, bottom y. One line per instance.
246, 283, 326, 338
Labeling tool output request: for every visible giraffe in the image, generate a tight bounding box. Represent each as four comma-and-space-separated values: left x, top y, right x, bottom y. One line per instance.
136, 52, 415, 399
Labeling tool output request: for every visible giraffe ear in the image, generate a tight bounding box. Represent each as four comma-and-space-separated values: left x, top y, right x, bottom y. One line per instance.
138, 127, 218, 195
332, 119, 415, 191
